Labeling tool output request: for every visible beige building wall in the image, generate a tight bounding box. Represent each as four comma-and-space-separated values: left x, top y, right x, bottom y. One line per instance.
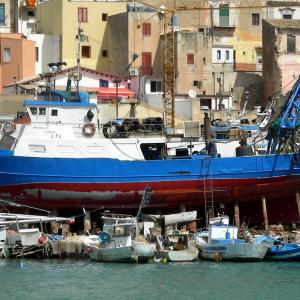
36, 0, 127, 71
0, 94, 26, 115
176, 32, 212, 95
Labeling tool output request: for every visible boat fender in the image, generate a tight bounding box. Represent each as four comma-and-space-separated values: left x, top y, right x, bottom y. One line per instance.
102, 122, 111, 139
2, 121, 16, 135
82, 123, 96, 137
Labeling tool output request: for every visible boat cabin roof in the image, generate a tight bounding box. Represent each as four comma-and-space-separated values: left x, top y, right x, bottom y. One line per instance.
23, 90, 95, 108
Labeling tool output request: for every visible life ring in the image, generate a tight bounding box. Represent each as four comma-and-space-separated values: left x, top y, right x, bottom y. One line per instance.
82, 123, 96, 137
2, 121, 16, 135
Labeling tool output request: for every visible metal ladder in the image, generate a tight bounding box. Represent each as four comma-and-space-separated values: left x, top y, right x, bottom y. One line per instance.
201, 157, 214, 226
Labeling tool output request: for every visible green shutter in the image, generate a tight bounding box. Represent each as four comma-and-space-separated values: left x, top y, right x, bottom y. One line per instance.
219, 4, 229, 17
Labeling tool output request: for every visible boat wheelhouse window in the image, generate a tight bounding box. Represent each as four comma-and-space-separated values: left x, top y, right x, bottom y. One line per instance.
29, 144, 46, 153
140, 143, 164, 160
30, 107, 38, 115
37, 93, 62, 102
39, 108, 46, 115
51, 109, 58, 116
113, 225, 132, 237
69, 92, 81, 102
0, 134, 15, 150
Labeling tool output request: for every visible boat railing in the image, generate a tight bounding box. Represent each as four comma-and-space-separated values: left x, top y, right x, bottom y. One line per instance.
100, 122, 165, 139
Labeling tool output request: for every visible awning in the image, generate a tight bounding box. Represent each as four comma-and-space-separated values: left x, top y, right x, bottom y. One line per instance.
97, 87, 135, 100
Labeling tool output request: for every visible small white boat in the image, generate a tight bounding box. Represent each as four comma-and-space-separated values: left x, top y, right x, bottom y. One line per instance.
0, 227, 6, 257
156, 232, 199, 262
86, 215, 156, 263
194, 215, 268, 262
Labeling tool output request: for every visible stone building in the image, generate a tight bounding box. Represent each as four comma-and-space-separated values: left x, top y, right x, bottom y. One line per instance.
263, 19, 300, 110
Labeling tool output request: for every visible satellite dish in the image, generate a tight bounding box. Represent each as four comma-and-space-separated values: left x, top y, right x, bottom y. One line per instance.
188, 90, 197, 99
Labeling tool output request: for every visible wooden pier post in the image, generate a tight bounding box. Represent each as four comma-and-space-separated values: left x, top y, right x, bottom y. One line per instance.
296, 192, 300, 218
234, 202, 240, 228
261, 195, 269, 231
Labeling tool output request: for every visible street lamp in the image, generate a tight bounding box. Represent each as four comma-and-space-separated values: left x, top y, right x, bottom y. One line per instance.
113, 79, 121, 118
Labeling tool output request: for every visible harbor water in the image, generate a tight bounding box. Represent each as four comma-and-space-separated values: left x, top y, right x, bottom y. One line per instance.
0, 259, 299, 300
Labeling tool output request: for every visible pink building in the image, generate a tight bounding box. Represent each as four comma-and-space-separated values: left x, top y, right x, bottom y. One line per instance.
0, 33, 35, 93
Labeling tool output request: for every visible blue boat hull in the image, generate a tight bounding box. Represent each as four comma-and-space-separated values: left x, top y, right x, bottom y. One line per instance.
265, 244, 300, 261
0, 151, 299, 211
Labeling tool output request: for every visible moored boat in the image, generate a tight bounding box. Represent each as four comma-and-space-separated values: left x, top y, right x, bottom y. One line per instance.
265, 242, 300, 261
156, 232, 199, 262
85, 215, 156, 263
194, 215, 269, 262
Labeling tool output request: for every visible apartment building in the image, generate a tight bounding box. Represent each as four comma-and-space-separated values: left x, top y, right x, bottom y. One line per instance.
36, 0, 128, 71
0, 33, 35, 93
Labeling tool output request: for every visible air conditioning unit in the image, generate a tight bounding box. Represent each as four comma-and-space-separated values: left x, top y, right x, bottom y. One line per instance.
184, 121, 200, 138
129, 69, 139, 76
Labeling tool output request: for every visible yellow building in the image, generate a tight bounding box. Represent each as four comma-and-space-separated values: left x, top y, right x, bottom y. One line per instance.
36, 0, 128, 71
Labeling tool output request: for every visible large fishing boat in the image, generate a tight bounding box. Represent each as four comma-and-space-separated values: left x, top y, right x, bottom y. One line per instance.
0, 77, 299, 222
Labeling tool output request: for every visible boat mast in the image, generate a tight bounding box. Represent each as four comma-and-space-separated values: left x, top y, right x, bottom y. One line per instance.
76, 24, 82, 93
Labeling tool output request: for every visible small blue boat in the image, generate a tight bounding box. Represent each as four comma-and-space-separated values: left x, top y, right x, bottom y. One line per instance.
265, 243, 300, 261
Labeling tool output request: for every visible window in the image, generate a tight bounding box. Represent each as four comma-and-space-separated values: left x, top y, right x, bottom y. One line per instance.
51, 109, 58, 116
82, 46, 91, 58
29, 145, 46, 153
287, 35, 296, 53
187, 53, 194, 64
150, 80, 162, 93
102, 13, 108, 21
30, 107, 37, 115
219, 4, 229, 26
283, 14, 292, 19
193, 81, 202, 88
3, 48, 11, 63
217, 50, 221, 60
28, 10, 35, 17
200, 98, 212, 109
252, 13, 260, 26
35, 47, 39, 62
99, 79, 108, 87
39, 108, 46, 115
225, 50, 230, 60
142, 23, 151, 36
78, 7, 88, 23
141, 52, 152, 76
0, 3, 5, 25
102, 50, 108, 57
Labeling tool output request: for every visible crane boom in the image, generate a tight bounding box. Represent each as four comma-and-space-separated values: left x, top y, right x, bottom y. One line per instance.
267, 77, 300, 154
163, 9, 175, 130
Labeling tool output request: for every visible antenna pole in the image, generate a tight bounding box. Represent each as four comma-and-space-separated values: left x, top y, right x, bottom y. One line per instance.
76, 24, 82, 93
